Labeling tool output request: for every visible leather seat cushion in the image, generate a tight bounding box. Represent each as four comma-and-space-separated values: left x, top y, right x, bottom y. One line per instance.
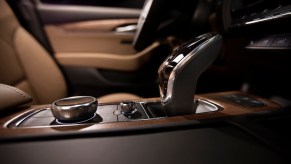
98, 93, 142, 103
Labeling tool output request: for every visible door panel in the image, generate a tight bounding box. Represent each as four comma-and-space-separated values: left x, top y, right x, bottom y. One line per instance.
35, 0, 142, 56
45, 19, 138, 54
54, 41, 160, 71
36, 1, 141, 55
28, 0, 162, 97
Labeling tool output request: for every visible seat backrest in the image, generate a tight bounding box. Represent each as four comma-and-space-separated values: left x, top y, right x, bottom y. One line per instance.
0, 1, 67, 104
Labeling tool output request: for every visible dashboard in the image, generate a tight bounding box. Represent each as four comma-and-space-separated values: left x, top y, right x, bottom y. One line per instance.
222, 0, 291, 50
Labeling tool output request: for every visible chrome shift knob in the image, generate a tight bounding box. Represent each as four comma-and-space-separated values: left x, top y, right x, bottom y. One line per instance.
158, 33, 222, 116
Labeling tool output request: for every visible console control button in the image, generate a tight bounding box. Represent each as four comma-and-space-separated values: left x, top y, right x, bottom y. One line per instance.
51, 96, 98, 123
271, 36, 291, 47
120, 101, 137, 115
248, 40, 259, 47
220, 94, 265, 108
256, 37, 274, 47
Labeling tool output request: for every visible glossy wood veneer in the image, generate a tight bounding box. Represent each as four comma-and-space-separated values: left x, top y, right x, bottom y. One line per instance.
0, 91, 281, 139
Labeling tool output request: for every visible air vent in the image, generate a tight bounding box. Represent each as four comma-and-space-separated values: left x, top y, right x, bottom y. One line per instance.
230, 0, 291, 28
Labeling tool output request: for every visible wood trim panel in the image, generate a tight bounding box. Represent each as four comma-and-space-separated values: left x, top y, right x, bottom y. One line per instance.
0, 91, 282, 139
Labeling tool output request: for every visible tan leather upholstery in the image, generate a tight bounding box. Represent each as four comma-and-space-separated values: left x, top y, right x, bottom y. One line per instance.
98, 93, 142, 103
0, 84, 32, 111
0, 1, 67, 104
0, 1, 141, 104
55, 41, 160, 71
45, 24, 136, 54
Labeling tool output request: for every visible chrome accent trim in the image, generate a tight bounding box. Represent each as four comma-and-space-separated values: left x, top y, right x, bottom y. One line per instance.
159, 35, 218, 103
139, 101, 157, 119
56, 113, 97, 124
245, 11, 291, 25
115, 24, 137, 32
195, 99, 220, 114
4, 108, 47, 128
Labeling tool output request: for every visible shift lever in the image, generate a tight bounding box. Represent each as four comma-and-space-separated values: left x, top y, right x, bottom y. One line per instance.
158, 33, 222, 116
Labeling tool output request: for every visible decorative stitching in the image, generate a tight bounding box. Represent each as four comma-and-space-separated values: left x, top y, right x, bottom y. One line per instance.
0, 84, 31, 100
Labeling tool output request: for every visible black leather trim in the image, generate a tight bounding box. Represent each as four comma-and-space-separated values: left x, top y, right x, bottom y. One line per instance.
37, 3, 141, 24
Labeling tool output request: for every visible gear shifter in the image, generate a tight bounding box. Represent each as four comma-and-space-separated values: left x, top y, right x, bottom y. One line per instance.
158, 33, 222, 116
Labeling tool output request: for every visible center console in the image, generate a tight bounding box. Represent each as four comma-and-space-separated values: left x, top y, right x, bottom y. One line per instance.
1, 91, 281, 137
5, 33, 223, 128
6, 98, 221, 128
1, 33, 281, 132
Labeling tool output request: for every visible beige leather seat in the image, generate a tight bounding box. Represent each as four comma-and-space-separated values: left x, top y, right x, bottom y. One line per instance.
0, 1, 141, 104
